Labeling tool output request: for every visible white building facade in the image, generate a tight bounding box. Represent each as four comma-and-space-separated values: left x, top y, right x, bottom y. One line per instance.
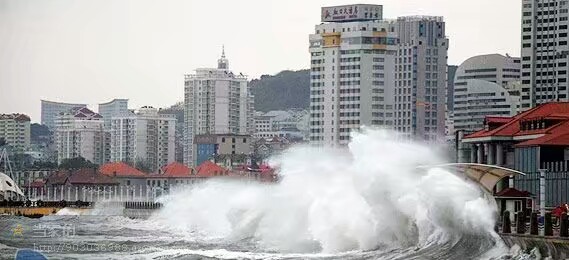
110, 106, 176, 172
184, 49, 254, 166
55, 108, 105, 164
520, 0, 569, 109
309, 4, 398, 145
0, 114, 31, 153
453, 54, 522, 133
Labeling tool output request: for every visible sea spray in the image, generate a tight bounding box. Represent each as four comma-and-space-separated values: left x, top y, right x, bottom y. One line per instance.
152, 129, 502, 254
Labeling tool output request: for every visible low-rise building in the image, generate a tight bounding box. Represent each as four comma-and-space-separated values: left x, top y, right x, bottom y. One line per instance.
459, 102, 569, 205
194, 134, 252, 167
0, 114, 31, 153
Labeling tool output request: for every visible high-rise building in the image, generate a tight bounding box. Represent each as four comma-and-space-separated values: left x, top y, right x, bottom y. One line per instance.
98, 99, 129, 130
183, 48, 254, 166
520, 0, 569, 109
309, 5, 449, 145
158, 102, 185, 163
309, 4, 398, 145
55, 107, 105, 164
453, 54, 521, 133
110, 106, 176, 172
0, 114, 31, 153
447, 65, 458, 113
41, 100, 87, 130
393, 16, 449, 141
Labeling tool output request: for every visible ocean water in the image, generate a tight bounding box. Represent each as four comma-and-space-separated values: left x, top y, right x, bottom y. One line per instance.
0, 130, 533, 259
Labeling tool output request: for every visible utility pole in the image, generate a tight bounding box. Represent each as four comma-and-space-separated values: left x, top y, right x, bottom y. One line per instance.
539, 168, 547, 218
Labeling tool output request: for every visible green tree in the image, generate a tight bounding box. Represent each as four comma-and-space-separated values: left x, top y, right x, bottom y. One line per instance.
135, 157, 154, 173
250, 70, 310, 112
59, 157, 97, 170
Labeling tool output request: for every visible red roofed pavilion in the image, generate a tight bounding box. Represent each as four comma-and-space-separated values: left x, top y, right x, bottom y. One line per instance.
461, 102, 569, 174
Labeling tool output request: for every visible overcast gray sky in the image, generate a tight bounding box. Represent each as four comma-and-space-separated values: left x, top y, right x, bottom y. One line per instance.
0, 0, 520, 122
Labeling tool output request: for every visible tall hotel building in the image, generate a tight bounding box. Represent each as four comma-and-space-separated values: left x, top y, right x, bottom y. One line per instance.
183, 49, 254, 166
309, 5, 448, 145
309, 4, 397, 145
521, 0, 569, 109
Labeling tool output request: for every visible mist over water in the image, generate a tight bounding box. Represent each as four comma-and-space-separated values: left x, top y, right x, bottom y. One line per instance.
153, 129, 503, 255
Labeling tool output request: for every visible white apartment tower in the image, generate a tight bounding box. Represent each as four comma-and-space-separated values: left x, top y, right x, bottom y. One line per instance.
453, 54, 521, 133
394, 16, 449, 141
55, 107, 105, 164
521, 0, 569, 109
309, 4, 398, 145
110, 106, 176, 172
184, 49, 254, 166
0, 114, 31, 153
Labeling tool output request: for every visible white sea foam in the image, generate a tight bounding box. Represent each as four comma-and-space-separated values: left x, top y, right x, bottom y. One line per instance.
152, 129, 501, 254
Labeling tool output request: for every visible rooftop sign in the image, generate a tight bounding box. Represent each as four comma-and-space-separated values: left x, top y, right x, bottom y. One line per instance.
321, 4, 383, 22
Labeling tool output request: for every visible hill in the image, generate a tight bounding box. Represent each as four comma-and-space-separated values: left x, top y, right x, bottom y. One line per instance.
250, 69, 309, 112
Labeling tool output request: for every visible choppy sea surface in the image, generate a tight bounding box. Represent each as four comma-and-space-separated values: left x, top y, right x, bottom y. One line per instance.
0, 130, 539, 259
0, 214, 517, 259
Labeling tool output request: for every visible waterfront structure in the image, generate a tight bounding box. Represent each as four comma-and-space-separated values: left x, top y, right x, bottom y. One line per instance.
520, 0, 569, 109
0, 114, 31, 153
183, 49, 254, 166
309, 4, 398, 145
194, 134, 252, 167
110, 106, 176, 172
41, 100, 87, 130
98, 99, 130, 130
54, 107, 105, 165
462, 102, 569, 171
393, 16, 448, 141
460, 102, 569, 205
453, 54, 522, 133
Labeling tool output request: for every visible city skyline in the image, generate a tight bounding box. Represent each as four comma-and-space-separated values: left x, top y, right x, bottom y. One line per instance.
1, 0, 521, 122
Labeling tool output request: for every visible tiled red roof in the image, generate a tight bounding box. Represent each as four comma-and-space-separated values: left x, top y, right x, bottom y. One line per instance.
465, 103, 569, 139
68, 168, 118, 185
195, 161, 228, 177
99, 162, 146, 177
46, 171, 69, 185
495, 188, 532, 198
517, 121, 569, 147
161, 162, 193, 177
485, 116, 512, 124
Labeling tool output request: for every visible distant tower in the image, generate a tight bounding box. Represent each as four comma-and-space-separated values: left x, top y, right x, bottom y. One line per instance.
218, 45, 229, 70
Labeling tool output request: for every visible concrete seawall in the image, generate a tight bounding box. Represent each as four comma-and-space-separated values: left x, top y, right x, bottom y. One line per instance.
500, 233, 569, 259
